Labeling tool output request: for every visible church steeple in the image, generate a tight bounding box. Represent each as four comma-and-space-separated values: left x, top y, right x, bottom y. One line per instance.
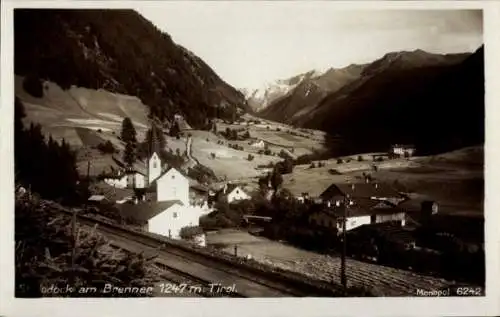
149, 124, 161, 158
146, 123, 163, 185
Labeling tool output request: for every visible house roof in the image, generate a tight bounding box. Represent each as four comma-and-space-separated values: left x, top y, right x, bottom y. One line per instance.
191, 183, 210, 193
348, 222, 416, 245
392, 144, 416, 149
118, 200, 183, 223
148, 167, 189, 191
320, 183, 402, 200
88, 195, 107, 201
217, 183, 246, 196
112, 155, 147, 175
311, 198, 404, 219
91, 182, 135, 201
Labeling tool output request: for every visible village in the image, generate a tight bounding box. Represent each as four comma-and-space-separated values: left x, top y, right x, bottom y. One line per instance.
87, 118, 417, 245
8, 7, 491, 309
79, 115, 483, 287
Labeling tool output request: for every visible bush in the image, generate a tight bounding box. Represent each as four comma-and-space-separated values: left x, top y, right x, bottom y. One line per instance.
97, 140, 116, 154
210, 152, 216, 159
179, 226, 204, 240
15, 194, 160, 297
23, 75, 44, 98
264, 149, 272, 155
357, 155, 363, 162
247, 154, 255, 161
337, 158, 343, 164
310, 162, 316, 168
279, 149, 292, 160
328, 169, 341, 175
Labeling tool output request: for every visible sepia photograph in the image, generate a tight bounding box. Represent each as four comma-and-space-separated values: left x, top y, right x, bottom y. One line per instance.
1, 1, 499, 316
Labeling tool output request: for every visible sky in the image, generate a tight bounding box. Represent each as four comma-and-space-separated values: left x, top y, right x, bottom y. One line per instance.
137, 3, 483, 91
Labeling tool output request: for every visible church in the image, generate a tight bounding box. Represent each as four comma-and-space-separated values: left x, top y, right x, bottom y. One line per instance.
118, 127, 212, 245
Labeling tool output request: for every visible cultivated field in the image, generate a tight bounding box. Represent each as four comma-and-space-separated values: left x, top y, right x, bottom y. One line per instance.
280, 146, 483, 216
15, 76, 152, 176
16, 77, 322, 180
15, 75, 150, 144
16, 76, 484, 215
206, 229, 461, 296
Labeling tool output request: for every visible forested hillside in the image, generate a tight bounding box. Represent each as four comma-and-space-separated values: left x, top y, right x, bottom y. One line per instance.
14, 9, 247, 128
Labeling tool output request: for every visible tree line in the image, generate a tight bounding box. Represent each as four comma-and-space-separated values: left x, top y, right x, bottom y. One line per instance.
15, 98, 81, 203
121, 117, 185, 170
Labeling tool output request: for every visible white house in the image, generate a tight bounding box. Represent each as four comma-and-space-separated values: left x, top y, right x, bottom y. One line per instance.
119, 200, 198, 239
391, 144, 416, 157
154, 167, 190, 205
104, 174, 128, 189
250, 140, 266, 148
126, 171, 147, 189
217, 183, 251, 204
148, 202, 202, 240
309, 199, 406, 233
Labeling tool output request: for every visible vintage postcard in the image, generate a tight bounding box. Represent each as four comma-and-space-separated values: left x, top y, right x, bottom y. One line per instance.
1, 1, 499, 316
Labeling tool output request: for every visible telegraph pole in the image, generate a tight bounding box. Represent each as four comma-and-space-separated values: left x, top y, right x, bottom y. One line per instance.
340, 195, 348, 295
84, 160, 91, 211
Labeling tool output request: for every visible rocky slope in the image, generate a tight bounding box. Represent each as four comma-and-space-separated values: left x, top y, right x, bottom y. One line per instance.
256, 48, 483, 155
257, 64, 366, 123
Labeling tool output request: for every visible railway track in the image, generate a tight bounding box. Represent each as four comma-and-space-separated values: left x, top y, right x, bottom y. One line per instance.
103, 228, 247, 297
71, 212, 335, 297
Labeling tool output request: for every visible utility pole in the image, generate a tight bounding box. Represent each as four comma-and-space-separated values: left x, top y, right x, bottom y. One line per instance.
84, 160, 90, 211
340, 195, 349, 295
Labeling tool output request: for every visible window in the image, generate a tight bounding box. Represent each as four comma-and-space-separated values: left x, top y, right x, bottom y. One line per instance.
153, 162, 157, 169
171, 175, 175, 179
236, 190, 239, 194
173, 212, 178, 218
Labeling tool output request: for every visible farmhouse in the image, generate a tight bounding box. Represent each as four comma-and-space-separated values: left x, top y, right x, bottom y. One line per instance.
216, 183, 251, 204
308, 198, 406, 233
347, 222, 417, 253
103, 173, 128, 189
320, 182, 406, 205
250, 139, 266, 148
391, 144, 416, 157
119, 200, 198, 240
125, 170, 147, 189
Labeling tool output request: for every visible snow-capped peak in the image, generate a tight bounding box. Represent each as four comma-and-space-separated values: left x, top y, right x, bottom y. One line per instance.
244, 68, 330, 112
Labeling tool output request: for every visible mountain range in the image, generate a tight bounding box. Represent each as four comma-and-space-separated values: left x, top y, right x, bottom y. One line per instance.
14, 9, 483, 157
252, 48, 484, 155
14, 9, 247, 129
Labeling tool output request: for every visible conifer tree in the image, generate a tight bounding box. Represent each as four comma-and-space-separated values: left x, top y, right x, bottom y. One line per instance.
123, 142, 136, 167
15, 98, 79, 202
270, 168, 283, 193
121, 117, 137, 144
169, 120, 181, 138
